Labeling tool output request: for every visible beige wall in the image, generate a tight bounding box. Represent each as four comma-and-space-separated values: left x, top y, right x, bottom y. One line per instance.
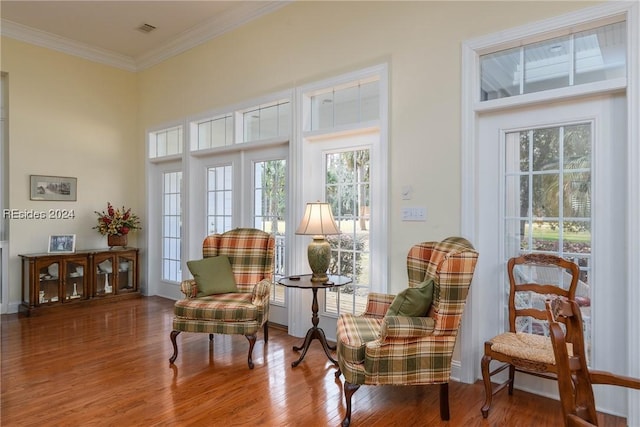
138, 1, 597, 292
0, 1, 601, 311
1, 38, 139, 307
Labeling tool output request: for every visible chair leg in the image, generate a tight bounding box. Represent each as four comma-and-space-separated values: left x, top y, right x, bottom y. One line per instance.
169, 330, 181, 364
335, 368, 342, 378
508, 364, 515, 395
245, 333, 257, 369
209, 333, 213, 341
263, 322, 269, 343
439, 383, 450, 420
480, 354, 492, 418
341, 382, 360, 427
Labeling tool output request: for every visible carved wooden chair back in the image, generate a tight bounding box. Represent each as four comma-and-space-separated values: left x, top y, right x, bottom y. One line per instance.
547, 298, 640, 427
480, 253, 580, 418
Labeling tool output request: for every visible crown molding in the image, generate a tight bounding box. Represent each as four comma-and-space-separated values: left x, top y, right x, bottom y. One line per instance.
0, 1, 290, 72
135, 1, 290, 71
0, 19, 138, 72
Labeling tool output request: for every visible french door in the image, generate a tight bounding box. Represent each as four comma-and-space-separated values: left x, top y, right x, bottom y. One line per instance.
191, 144, 289, 325
475, 93, 628, 413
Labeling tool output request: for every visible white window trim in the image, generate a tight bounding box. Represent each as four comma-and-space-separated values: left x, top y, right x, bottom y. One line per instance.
288, 64, 388, 340
146, 121, 187, 300
294, 63, 389, 292
460, 2, 639, 424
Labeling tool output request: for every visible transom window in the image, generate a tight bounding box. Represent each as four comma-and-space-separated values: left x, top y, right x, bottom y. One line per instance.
240, 100, 290, 143
149, 125, 183, 158
481, 21, 626, 101
195, 115, 233, 150
308, 78, 379, 131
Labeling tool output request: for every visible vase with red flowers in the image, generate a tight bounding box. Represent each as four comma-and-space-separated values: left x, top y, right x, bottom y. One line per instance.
94, 203, 141, 248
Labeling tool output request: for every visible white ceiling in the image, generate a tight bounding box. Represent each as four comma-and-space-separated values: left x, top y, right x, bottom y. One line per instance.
0, 1, 288, 71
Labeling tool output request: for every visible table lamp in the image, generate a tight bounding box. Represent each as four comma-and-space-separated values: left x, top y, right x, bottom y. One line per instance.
296, 202, 340, 282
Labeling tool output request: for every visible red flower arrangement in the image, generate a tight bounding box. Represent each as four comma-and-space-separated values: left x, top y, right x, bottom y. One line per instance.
94, 203, 141, 236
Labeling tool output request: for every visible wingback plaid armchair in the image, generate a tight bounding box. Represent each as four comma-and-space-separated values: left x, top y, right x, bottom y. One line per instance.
336, 237, 478, 426
169, 228, 275, 369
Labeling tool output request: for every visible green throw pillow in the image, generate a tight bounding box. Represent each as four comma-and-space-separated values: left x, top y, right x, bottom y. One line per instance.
187, 256, 238, 297
386, 278, 434, 317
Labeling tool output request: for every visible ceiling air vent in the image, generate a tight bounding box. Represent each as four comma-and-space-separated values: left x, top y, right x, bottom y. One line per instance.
137, 23, 157, 34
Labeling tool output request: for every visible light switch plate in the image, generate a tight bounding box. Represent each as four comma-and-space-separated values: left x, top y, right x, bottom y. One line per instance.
401, 207, 426, 221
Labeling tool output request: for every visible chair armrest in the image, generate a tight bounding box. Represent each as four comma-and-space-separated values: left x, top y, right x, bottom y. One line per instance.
364, 292, 396, 317
380, 315, 435, 340
589, 370, 640, 390
252, 278, 272, 306
180, 279, 198, 298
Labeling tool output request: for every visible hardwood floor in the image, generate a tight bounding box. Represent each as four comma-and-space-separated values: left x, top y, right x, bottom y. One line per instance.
1, 296, 627, 426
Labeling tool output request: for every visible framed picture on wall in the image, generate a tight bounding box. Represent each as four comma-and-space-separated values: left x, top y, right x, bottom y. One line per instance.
30, 175, 77, 201
48, 235, 76, 253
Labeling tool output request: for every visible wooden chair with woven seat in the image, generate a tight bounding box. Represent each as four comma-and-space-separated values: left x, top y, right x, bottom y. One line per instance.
546, 298, 640, 427
480, 253, 580, 418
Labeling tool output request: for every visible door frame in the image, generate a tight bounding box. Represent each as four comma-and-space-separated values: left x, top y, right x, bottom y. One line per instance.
460, 2, 639, 423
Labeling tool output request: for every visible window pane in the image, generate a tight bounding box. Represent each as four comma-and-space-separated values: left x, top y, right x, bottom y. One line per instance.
162, 171, 182, 282
360, 81, 379, 122
480, 47, 521, 101
241, 101, 290, 143
167, 128, 181, 154
574, 21, 626, 85
504, 123, 592, 358
150, 126, 182, 159
532, 127, 559, 170
564, 124, 591, 169
212, 117, 230, 148
505, 175, 528, 218
253, 159, 287, 305
260, 104, 278, 140
244, 109, 259, 142
207, 166, 232, 234
335, 86, 360, 127
524, 36, 570, 94
533, 174, 558, 217
198, 121, 211, 150
325, 149, 370, 316
312, 91, 334, 131
505, 131, 529, 173
157, 132, 167, 157
564, 172, 591, 218
309, 79, 379, 131
278, 102, 291, 137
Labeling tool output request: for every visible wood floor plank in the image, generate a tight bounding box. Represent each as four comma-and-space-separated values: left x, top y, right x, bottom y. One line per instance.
1, 296, 628, 426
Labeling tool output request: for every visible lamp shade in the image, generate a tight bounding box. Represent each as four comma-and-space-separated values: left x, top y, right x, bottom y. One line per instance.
295, 202, 340, 236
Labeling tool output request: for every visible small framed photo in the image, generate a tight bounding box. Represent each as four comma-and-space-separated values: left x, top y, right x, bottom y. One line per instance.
30, 175, 77, 201
48, 235, 76, 253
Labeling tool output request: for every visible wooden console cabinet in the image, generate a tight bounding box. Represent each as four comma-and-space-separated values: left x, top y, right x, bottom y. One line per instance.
19, 248, 140, 316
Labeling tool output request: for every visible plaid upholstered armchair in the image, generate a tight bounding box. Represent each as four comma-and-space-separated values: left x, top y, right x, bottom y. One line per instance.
169, 228, 275, 369
336, 237, 478, 426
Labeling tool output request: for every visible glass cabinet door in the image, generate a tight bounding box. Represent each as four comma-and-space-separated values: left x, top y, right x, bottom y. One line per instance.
64, 259, 87, 301
116, 255, 136, 293
96, 257, 114, 296
37, 260, 61, 305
